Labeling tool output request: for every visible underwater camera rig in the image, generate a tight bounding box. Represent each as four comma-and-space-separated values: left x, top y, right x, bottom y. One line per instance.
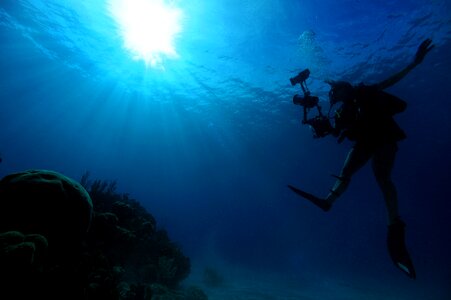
290, 69, 333, 138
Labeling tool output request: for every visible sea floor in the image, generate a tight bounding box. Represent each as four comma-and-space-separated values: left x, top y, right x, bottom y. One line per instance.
183, 261, 450, 300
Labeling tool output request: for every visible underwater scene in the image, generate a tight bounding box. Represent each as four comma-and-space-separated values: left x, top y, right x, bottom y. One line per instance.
0, 0, 450, 299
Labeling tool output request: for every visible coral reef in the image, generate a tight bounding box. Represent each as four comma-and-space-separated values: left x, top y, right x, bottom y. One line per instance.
0, 169, 94, 299
0, 169, 207, 300
0, 231, 48, 273
0, 169, 93, 259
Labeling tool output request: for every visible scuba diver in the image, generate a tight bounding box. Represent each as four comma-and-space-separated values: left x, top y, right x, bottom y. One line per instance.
288, 39, 434, 279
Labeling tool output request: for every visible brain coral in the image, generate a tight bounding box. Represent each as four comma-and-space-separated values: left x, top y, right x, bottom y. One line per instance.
0, 169, 93, 260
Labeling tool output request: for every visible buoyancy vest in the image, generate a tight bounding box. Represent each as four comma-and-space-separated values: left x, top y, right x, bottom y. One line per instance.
334, 84, 407, 145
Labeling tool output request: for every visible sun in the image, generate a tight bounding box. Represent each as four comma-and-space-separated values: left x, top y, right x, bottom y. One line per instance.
108, 0, 183, 68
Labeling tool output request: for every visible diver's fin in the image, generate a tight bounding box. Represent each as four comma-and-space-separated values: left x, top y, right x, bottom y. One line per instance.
387, 218, 416, 279
287, 185, 331, 212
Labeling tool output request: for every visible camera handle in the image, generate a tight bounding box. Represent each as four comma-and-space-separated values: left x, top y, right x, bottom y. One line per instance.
297, 79, 325, 124
302, 104, 324, 124
299, 79, 309, 95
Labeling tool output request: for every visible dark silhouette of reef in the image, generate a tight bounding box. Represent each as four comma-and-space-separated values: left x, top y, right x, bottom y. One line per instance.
0, 169, 207, 300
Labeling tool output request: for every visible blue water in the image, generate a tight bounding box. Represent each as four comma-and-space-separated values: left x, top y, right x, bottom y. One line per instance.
1, 0, 450, 299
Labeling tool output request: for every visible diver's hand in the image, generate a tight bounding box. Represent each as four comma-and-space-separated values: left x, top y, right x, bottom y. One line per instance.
414, 38, 434, 65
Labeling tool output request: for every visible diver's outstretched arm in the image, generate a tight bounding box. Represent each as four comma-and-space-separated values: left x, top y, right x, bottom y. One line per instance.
376, 39, 434, 90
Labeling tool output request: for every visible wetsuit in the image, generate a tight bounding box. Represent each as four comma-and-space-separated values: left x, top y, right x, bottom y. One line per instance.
328, 84, 407, 223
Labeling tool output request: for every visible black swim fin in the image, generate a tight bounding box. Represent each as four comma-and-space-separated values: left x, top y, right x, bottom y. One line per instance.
387, 218, 416, 279
287, 185, 331, 212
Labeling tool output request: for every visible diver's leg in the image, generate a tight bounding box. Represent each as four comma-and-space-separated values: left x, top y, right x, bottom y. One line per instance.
372, 143, 399, 225
325, 144, 372, 205
374, 143, 416, 278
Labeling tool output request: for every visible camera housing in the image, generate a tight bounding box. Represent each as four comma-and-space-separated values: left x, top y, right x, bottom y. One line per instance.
304, 115, 333, 138
290, 69, 333, 138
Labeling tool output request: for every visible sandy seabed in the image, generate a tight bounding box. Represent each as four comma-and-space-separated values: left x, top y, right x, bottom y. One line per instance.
183, 261, 450, 300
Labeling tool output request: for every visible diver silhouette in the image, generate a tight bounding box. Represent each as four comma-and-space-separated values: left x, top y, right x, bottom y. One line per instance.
289, 39, 434, 279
